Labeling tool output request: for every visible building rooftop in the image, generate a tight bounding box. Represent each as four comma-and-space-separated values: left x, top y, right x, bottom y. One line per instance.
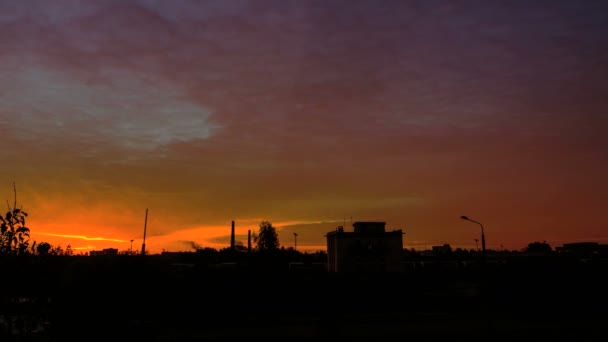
326, 221, 403, 236
353, 221, 386, 234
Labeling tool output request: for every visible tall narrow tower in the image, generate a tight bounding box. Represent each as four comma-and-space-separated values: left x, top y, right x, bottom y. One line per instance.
230, 220, 235, 250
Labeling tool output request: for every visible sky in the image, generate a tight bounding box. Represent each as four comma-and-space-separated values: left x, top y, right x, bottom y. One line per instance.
1, 0, 607, 254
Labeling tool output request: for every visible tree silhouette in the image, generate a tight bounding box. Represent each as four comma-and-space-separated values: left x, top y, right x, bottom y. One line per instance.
36, 242, 52, 256
252, 221, 279, 251
0, 183, 31, 254
525, 241, 553, 254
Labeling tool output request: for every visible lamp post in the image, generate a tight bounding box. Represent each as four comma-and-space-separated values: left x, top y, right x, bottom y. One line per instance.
461, 216, 486, 262
462, 216, 492, 334
294, 233, 298, 250
130, 239, 134, 253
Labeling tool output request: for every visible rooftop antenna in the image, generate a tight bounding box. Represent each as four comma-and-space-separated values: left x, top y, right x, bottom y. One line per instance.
141, 208, 148, 256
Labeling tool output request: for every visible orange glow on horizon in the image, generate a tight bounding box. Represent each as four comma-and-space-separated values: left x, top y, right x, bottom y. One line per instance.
37, 232, 128, 243
2, 0, 608, 258
26, 219, 336, 254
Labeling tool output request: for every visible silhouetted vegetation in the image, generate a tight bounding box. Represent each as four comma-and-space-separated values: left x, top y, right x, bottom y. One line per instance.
0, 184, 57, 257
252, 220, 279, 252
36, 242, 52, 256
0, 183, 31, 255
524, 241, 553, 254
0, 209, 30, 255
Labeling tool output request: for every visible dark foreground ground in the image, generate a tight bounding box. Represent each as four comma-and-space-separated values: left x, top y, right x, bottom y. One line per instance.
1, 255, 607, 341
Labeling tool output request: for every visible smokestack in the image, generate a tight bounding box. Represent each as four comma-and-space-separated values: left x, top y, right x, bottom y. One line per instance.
248, 230, 251, 254
231, 220, 235, 250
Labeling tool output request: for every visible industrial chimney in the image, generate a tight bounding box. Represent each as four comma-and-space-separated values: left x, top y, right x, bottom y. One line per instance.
231, 220, 235, 250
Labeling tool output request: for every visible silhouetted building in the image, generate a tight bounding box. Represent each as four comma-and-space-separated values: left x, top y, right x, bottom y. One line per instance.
556, 242, 608, 259
326, 221, 403, 272
89, 248, 118, 256
432, 244, 452, 256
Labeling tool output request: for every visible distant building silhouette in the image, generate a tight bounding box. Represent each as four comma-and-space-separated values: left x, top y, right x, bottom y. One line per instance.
556, 242, 608, 259
432, 244, 452, 256
326, 221, 403, 272
89, 248, 118, 256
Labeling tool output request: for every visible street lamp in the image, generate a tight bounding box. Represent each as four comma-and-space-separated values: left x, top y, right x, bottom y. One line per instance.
294, 233, 298, 250
461, 216, 486, 262
130, 239, 134, 253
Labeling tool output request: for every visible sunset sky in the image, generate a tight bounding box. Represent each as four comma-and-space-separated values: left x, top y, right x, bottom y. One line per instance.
1, 0, 607, 254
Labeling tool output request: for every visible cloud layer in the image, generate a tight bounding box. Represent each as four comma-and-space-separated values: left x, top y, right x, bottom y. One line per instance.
1, 0, 607, 252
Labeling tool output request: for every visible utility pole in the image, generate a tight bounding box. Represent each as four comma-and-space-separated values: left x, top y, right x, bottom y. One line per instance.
248, 230, 251, 255
294, 233, 298, 250
141, 208, 148, 256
